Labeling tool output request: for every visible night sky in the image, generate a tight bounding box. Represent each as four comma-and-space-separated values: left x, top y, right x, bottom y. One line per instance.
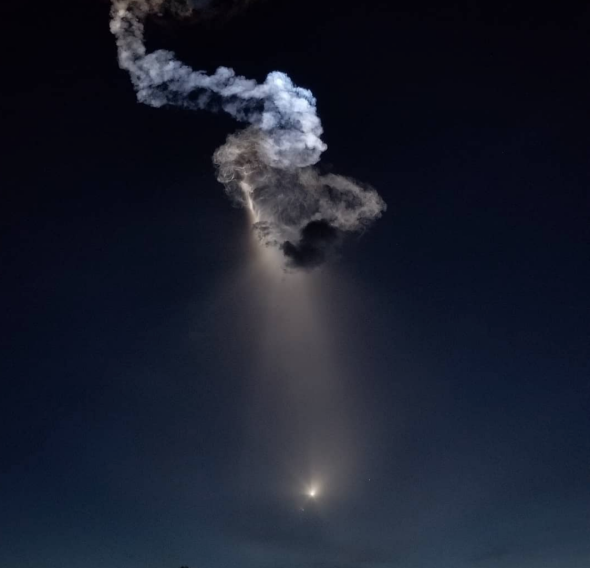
2, 1, 590, 567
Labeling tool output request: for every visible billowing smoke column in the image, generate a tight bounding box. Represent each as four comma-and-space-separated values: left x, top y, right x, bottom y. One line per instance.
110, 0, 386, 268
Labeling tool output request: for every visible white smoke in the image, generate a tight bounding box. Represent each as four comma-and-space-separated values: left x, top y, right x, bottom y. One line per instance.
110, 0, 386, 268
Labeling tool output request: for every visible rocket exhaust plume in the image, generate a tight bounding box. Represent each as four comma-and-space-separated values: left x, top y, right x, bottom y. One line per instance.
110, 0, 386, 268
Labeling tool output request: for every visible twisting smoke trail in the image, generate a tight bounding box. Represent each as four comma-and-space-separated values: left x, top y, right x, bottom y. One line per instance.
110, 0, 386, 268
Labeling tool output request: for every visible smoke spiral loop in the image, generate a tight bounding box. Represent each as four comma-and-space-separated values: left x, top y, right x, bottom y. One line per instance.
110, 0, 386, 268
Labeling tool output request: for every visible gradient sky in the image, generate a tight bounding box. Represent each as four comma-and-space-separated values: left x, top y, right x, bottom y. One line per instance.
2, 1, 590, 567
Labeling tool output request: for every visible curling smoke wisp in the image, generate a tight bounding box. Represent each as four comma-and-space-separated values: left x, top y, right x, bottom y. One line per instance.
110, 0, 386, 268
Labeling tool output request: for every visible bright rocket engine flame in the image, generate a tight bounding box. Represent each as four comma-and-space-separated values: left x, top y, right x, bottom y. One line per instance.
109, 0, 386, 269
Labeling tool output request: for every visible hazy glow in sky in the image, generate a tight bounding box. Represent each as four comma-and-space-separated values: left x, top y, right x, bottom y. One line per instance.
3, 2, 587, 568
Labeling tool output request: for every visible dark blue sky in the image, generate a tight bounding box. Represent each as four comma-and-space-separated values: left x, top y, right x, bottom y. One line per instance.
2, 1, 589, 567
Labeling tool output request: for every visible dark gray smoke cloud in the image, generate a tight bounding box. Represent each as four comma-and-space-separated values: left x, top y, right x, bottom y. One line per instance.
110, 0, 386, 268
282, 221, 341, 270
